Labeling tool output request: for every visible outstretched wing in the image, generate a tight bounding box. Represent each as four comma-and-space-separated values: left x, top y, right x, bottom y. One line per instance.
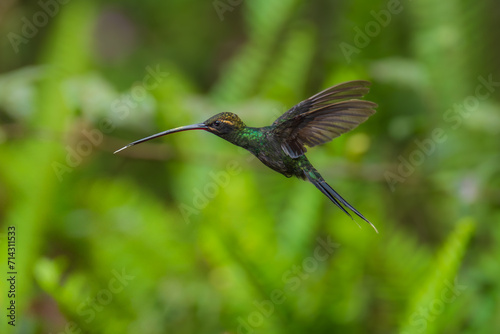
272, 80, 377, 158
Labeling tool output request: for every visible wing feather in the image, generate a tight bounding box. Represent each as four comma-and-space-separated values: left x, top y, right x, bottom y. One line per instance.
272, 81, 377, 158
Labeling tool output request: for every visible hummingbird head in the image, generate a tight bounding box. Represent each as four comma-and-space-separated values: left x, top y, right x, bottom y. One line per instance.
113, 112, 247, 154
203, 112, 246, 136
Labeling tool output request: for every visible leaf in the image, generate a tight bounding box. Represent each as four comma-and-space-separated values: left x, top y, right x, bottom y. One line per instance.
399, 218, 475, 334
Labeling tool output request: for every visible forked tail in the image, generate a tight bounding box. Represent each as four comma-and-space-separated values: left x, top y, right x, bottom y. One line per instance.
304, 168, 378, 233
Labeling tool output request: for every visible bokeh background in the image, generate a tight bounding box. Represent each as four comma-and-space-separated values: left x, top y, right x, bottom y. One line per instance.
1, 0, 499, 333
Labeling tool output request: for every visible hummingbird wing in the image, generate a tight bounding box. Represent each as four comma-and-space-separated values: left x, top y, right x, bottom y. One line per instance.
272, 80, 377, 158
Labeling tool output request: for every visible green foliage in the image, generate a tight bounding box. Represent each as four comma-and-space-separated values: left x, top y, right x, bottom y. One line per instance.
0, 0, 498, 333
400, 218, 475, 334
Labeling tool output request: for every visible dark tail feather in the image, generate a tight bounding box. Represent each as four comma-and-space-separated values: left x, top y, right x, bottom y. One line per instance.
305, 169, 378, 233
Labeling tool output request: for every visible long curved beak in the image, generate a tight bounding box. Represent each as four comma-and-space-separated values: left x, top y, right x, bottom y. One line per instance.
114, 123, 208, 154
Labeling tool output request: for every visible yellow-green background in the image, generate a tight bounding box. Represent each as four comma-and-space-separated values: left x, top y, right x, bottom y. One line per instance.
0, 0, 498, 333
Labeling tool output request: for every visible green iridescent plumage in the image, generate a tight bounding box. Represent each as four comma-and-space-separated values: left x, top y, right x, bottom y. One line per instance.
115, 80, 378, 232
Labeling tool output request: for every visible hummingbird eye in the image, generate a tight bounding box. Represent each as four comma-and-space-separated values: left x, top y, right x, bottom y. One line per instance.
214, 120, 221, 126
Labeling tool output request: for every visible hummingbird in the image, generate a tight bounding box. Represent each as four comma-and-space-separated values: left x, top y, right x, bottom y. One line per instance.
115, 80, 378, 232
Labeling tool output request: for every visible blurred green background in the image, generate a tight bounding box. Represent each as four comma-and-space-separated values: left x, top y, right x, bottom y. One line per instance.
0, 0, 499, 333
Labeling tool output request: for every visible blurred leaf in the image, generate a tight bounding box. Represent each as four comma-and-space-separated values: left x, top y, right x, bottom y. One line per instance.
400, 218, 475, 334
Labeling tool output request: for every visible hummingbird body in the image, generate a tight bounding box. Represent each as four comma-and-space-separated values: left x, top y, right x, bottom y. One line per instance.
218, 124, 306, 178
115, 81, 378, 232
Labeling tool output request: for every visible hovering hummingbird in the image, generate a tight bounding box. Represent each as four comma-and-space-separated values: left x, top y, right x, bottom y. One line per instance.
115, 80, 378, 232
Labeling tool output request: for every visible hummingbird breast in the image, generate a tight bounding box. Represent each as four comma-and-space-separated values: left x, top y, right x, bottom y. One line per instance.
227, 126, 309, 179
249, 131, 309, 179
